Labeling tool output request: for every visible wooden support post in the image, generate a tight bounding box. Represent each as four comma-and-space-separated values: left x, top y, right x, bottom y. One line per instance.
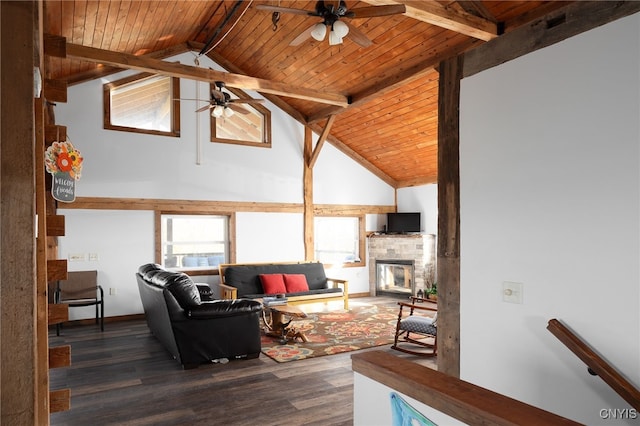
437, 55, 463, 378
1, 2, 39, 424
303, 126, 314, 260
35, 0, 52, 421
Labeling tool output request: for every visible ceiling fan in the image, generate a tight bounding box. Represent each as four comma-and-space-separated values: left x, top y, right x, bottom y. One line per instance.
194, 81, 265, 118
256, 1, 406, 47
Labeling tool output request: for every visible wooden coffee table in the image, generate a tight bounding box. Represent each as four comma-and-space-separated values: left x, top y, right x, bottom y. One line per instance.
263, 304, 309, 344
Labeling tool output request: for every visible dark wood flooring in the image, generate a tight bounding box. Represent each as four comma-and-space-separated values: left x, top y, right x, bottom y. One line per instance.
49, 297, 436, 426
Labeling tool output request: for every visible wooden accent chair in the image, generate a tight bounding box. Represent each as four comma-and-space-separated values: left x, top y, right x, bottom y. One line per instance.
55, 270, 104, 335
391, 296, 437, 357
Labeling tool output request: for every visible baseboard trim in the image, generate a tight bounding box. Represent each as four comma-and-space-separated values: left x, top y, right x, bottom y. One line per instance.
349, 292, 374, 298
50, 313, 145, 329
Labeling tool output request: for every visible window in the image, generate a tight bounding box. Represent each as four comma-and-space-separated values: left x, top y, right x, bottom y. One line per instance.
158, 213, 231, 273
314, 216, 365, 267
104, 73, 180, 137
210, 85, 271, 147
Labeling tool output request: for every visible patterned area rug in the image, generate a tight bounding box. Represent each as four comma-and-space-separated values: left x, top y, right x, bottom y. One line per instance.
261, 304, 398, 363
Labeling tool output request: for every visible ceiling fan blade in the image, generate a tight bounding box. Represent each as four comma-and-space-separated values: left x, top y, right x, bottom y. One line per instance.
290, 25, 315, 46
228, 103, 251, 115
348, 4, 406, 19
344, 21, 373, 48
255, 4, 318, 17
230, 99, 265, 104
195, 104, 213, 113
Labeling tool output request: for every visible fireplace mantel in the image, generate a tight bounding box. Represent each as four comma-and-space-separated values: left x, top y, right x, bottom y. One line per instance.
367, 233, 436, 296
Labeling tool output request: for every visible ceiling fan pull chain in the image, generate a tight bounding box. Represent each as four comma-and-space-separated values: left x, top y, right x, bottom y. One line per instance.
272, 12, 280, 31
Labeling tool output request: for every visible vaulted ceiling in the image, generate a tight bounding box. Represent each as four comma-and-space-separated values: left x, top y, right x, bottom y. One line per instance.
44, 1, 575, 187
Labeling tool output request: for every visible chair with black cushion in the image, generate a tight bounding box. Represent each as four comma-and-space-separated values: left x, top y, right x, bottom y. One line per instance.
391, 296, 437, 357
55, 270, 104, 336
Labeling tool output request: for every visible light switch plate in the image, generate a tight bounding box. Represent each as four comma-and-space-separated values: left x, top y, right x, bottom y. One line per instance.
502, 281, 523, 304
68, 253, 85, 262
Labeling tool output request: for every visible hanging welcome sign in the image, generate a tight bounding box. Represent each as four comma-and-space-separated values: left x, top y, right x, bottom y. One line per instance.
45, 139, 83, 202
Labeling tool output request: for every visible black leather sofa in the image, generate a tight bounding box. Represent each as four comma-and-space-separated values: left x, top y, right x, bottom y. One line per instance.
136, 263, 262, 369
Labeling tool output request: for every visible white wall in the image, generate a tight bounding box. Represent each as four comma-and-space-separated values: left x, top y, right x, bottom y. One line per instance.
460, 13, 639, 425
55, 52, 393, 318
58, 209, 153, 318
397, 184, 438, 235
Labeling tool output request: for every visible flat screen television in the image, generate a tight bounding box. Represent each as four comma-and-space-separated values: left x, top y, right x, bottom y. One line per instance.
387, 212, 421, 234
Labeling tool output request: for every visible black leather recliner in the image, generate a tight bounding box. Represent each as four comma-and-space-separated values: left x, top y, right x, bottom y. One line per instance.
136, 263, 262, 369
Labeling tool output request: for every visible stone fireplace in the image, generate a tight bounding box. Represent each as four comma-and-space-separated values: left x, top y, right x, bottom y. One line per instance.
375, 259, 415, 297
368, 234, 436, 297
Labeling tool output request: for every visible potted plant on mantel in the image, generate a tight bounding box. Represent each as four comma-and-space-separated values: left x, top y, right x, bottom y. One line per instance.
426, 282, 437, 301
423, 264, 437, 301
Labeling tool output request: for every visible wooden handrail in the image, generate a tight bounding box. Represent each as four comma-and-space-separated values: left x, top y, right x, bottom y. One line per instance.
352, 351, 581, 425
547, 318, 640, 410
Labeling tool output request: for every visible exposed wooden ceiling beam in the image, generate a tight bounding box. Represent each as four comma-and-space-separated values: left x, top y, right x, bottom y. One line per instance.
195, 43, 397, 187
454, 1, 497, 22
192, 42, 308, 124
307, 37, 480, 123
463, 0, 640, 78
308, 115, 336, 168
59, 40, 349, 107
62, 43, 193, 86
397, 175, 438, 188
362, 0, 498, 41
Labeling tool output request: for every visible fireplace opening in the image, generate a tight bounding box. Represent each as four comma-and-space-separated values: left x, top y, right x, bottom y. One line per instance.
376, 259, 415, 297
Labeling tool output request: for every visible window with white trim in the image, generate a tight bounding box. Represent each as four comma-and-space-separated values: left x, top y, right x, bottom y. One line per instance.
314, 216, 364, 267
159, 213, 230, 271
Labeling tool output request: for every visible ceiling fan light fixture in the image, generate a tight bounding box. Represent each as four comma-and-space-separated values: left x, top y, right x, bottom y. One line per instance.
311, 23, 327, 41
223, 107, 235, 118
212, 105, 224, 117
333, 20, 349, 38
328, 30, 343, 46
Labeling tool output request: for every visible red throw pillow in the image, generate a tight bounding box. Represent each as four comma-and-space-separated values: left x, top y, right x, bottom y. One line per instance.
283, 274, 309, 293
259, 274, 286, 295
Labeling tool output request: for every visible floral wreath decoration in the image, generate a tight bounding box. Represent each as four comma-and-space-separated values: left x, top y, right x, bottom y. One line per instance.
45, 140, 83, 180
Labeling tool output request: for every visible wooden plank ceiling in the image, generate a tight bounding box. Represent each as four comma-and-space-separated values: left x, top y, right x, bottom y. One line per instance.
43, 1, 570, 188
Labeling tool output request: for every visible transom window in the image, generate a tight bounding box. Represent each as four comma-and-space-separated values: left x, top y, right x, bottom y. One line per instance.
210, 85, 271, 147
157, 213, 231, 273
104, 73, 180, 137
314, 216, 365, 267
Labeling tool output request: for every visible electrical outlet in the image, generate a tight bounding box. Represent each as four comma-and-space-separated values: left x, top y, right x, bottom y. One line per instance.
89, 253, 99, 261
109, 287, 116, 296
68, 253, 86, 262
